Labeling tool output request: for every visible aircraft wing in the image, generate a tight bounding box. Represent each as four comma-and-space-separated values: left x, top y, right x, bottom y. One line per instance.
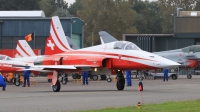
31, 65, 76, 70
35, 64, 101, 69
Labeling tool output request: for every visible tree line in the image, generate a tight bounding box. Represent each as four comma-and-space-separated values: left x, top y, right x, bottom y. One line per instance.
0, 0, 199, 47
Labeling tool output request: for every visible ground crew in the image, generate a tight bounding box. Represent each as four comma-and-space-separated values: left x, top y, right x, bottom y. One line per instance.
163, 68, 168, 81
0, 73, 6, 91
22, 66, 31, 87
82, 71, 88, 85
126, 70, 132, 86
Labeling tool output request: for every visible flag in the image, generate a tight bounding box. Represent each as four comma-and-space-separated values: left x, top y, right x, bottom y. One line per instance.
25, 32, 34, 41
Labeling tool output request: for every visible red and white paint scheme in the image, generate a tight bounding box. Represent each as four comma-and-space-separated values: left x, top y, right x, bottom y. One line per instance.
15, 40, 36, 58
0, 16, 180, 92
38, 16, 180, 92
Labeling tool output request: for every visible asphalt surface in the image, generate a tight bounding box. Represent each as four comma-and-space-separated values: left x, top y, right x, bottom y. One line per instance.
0, 75, 200, 112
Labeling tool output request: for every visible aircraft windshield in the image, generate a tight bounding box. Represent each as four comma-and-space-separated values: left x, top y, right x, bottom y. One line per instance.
0, 55, 12, 60
182, 45, 200, 53
113, 41, 141, 50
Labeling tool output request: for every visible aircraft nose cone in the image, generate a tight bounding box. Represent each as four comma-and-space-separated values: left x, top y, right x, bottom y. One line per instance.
153, 58, 180, 68
159, 60, 181, 68
195, 52, 200, 59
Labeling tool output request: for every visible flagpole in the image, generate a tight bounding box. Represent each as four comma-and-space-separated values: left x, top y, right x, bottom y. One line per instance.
34, 31, 35, 49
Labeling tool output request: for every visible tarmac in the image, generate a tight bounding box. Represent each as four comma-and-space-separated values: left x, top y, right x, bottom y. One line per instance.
0, 75, 200, 112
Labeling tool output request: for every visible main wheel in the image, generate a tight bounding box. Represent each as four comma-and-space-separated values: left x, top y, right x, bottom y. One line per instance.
138, 82, 143, 91
15, 79, 20, 86
52, 80, 61, 92
116, 79, 125, 90
93, 75, 98, 81
187, 74, 192, 79
171, 74, 177, 80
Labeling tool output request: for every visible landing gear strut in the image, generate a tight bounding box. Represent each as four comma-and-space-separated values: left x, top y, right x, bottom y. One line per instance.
116, 70, 125, 90
52, 70, 61, 92
186, 68, 192, 79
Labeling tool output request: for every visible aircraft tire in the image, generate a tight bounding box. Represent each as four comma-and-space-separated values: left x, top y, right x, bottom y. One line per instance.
61, 77, 67, 85
116, 78, 125, 90
93, 75, 98, 81
77, 75, 81, 79
171, 74, 177, 80
107, 77, 112, 82
15, 79, 20, 86
48, 79, 52, 83
187, 74, 192, 79
72, 74, 76, 79
12, 78, 15, 84
52, 80, 61, 92
138, 82, 143, 91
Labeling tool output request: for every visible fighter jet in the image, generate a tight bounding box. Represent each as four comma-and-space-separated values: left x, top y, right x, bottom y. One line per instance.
99, 31, 200, 79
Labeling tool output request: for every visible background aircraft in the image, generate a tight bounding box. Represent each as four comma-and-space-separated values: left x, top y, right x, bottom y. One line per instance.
99, 31, 200, 79
0, 39, 76, 86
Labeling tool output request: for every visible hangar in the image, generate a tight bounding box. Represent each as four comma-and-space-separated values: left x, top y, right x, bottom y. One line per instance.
0, 11, 84, 54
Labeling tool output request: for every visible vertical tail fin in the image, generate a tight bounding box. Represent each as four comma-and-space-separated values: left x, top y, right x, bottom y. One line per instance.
98, 31, 118, 44
15, 40, 36, 58
44, 16, 73, 55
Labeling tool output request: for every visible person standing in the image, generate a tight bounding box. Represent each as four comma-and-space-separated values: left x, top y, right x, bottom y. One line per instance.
0, 73, 6, 91
82, 71, 88, 85
22, 66, 31, 87
126, 70, 132, 86
163, 68, 169, 81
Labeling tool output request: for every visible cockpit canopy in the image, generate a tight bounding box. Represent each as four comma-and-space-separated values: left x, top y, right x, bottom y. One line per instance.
182, 45, 200, 53
113, 41, 141, 50
0, 55, 12, 60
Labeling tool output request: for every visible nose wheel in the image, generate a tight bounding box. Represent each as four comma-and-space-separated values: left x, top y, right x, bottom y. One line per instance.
107, 74, 112, 82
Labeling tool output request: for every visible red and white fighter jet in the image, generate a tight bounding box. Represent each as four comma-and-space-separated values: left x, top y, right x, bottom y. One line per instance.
0, 16, 180, 92
38, 16, 180, 92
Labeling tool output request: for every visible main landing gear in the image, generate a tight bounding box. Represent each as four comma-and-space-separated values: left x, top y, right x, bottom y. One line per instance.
52, 80, 61, 92
52, 70, 61, 92
14, 74, 20, 86
116, 70, 125, 90
51, 71, 69, 92
115, 70, 144, 91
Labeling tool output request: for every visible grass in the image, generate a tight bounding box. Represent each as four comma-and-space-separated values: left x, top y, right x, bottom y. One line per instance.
78, 99, 200, 112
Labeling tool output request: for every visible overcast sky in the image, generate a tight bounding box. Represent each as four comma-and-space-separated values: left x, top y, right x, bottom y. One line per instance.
65, 0, 158, 6
66, 0, 75, 5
